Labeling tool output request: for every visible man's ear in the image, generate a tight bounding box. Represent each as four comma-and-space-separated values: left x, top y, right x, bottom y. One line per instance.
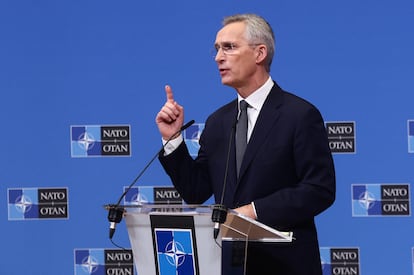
255, 44, 268, 64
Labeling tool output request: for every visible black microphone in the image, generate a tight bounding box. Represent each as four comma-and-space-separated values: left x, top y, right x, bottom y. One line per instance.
107, 119, 195, 239
211, 118, 237, 239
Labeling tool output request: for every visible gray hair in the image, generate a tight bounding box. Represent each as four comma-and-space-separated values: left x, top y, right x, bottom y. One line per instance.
223, 14, 275, 72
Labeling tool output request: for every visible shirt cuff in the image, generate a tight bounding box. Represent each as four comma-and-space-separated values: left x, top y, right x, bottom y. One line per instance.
162, 134, 183, 155
251, 202, 258, 219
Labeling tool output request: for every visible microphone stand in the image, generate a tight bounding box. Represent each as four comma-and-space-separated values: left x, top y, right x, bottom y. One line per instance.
107, 120, 195, 240
211, 120, 236, 239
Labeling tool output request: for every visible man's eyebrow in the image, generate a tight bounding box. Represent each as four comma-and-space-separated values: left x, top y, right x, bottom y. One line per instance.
214, 41, 233, 47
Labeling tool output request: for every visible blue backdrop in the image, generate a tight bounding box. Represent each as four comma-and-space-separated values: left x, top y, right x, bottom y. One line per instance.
1, 1, 413, 274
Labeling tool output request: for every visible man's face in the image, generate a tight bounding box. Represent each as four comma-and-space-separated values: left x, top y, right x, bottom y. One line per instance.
214, 22, 258, 89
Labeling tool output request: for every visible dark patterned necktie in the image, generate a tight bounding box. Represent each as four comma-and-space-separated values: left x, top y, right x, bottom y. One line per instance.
236, 100, 248, 177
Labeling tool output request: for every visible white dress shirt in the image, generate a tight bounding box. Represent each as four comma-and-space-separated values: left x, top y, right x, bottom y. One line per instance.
238, 76, 274, 142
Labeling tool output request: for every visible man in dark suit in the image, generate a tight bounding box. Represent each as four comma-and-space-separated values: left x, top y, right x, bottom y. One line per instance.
155, 13, 335, 275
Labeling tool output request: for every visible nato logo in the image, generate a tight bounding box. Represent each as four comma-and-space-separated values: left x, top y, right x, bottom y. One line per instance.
124, 186, 183, 206
74, 248, 134, 275
320, 247, 360, 275
325, 121, 356, 153
8, 187, 69, 220
184, 123, 204, 157
154, 229, 197, 275
124, 186, 151, 206
71, 125, 131, 157
408, 120, 414, 153
352, 184, 410, 216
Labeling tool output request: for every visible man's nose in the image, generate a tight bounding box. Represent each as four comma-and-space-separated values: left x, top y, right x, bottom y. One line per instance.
215, 48, 225, 62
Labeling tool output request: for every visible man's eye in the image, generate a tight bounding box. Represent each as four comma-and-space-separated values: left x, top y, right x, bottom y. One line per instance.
212, 43, 236, 54
222, 43, 236, 51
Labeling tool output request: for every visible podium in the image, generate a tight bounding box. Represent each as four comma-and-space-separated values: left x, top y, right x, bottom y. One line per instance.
124, 204, 292, 275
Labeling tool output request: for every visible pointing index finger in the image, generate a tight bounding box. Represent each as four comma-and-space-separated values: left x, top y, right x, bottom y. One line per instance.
165, 85, 174, 103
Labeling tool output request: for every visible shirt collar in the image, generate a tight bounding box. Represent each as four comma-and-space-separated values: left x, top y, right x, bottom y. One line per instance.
238, 77, 274, 111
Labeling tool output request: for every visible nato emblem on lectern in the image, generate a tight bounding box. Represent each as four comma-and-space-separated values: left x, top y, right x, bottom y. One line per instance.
154, 229, 197, 275
7, 187, 69, 220
325, 121, 356, 153
320, 247, 360, 275
408, 120, 414, 153
74, 249, 134, 275
71, 125, 131, 157
151, 215, 199, 275
184, 123, 204, 157
352, 184, 410, 216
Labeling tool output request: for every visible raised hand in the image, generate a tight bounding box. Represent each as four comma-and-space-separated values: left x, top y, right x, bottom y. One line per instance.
155, 85, 185, 140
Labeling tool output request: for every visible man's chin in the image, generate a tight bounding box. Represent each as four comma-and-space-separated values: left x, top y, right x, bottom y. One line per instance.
220, 78, 233, 86
221, 80, 239, 90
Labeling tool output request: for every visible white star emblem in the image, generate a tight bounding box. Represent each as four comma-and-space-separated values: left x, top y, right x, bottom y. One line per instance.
15, 195, 32, 213
164, 240, 186, 267
131, 193, 148, 205
81, 255, 99, 274
77, 132, 96, 151
358, 191, 376, 210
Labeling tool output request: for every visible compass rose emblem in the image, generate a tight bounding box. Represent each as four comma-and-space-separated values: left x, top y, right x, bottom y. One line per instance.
164, 240, 187, 267
358, 191, 376, 210
15, 195, 32, 213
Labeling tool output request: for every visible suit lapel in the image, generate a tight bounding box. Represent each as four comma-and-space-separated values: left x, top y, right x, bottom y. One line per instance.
224, 100, 239, 131
218, 100, 239, 205
238, 83, 284, 180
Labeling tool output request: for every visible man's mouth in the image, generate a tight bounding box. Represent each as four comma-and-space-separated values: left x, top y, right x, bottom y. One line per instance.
219, 68, 229, 76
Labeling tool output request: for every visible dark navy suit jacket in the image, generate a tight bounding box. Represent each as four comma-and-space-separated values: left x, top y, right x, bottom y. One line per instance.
159, 82, 336, 275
